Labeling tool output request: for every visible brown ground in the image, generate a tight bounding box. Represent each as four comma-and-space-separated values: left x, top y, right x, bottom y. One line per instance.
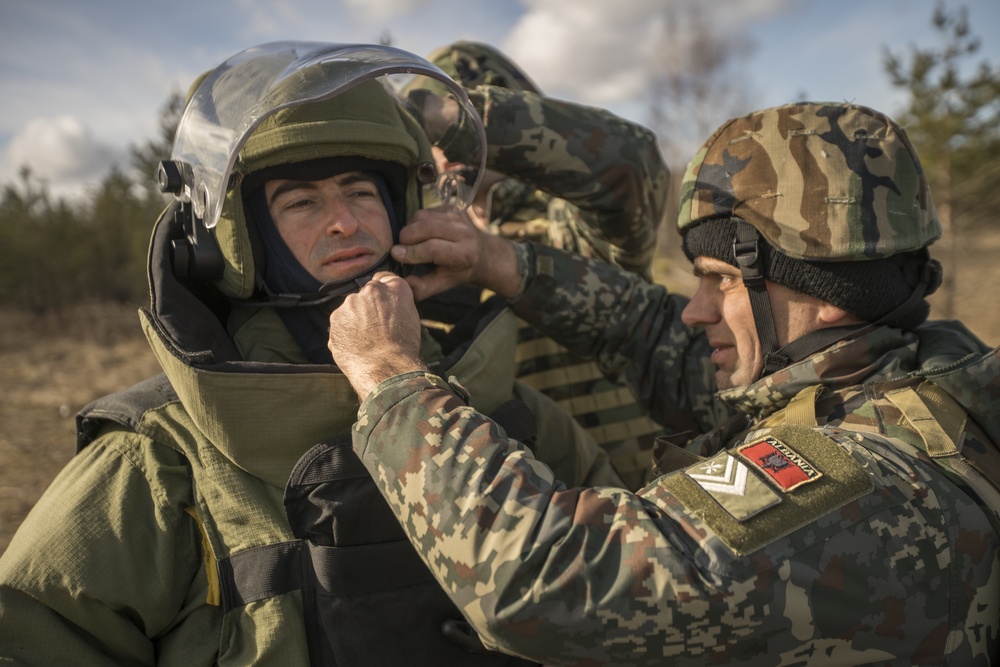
2, 235, 998, 556
0, 304, 161, 555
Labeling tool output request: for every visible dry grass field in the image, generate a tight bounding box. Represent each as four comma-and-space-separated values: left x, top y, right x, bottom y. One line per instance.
2, 233, 998, 555
0, 304, 161, 555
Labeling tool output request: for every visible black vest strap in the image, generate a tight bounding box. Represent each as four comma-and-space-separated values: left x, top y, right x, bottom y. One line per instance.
218, 541, 303, 612
217, 539, 436, 612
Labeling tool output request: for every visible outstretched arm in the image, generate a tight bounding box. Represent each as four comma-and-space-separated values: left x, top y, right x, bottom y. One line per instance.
469, 85, 667, 279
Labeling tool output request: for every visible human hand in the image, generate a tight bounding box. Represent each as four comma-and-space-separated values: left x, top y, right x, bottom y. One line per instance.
392, 204, 522, 301
328, 272, 427, 401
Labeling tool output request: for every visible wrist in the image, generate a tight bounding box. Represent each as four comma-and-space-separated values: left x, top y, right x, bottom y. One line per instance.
344, 355, 427, 403
478, 234, 524, 299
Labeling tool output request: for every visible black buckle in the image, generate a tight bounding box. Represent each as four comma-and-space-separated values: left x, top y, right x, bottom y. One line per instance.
732, 238, 765, 287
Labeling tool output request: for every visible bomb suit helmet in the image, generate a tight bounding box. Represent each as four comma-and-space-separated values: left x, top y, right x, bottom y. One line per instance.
160, 41, 487, 300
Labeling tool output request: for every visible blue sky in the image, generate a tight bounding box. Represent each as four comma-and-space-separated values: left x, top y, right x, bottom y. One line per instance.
1, 0, 997, 200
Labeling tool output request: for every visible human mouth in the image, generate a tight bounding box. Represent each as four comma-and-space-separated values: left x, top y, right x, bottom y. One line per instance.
709, 341, 734, 366
322, 248, 375, 271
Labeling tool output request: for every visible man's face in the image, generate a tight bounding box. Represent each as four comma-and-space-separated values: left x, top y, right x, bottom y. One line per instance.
264, 171, 392, 283
681, 256, 827, 390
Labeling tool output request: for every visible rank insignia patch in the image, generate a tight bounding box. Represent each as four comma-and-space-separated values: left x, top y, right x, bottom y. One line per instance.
684, 452, 781, 521
738, 436, 822, 492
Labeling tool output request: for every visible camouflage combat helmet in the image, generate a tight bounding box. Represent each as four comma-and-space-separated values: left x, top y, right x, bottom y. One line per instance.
678, 102, 943, 377
428, 40, 540, 93
404, 40, 541, 99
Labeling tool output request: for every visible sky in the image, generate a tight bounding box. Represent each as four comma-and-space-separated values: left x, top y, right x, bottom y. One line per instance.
1, 0, 998, 201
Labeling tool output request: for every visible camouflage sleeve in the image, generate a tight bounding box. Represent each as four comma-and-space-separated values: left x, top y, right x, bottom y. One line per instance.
353, 379, 1000, 665
510, 241, 727, 435
466, 86, 666, 279
353, 371, 705, 665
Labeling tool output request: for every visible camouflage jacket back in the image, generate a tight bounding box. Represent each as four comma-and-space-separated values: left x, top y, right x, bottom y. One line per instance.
426, 85, 724, 489
351, 242, 1000, 666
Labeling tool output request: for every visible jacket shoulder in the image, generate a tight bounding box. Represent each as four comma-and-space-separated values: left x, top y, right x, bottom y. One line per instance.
76, 373, 178, 451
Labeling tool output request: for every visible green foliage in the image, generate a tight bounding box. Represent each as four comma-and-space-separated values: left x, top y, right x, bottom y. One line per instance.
130, 89, 184, 199
0, 166, 162, 313
883, 1, 1000, 233
0, 92, 180, 312
0, 91, 184, 314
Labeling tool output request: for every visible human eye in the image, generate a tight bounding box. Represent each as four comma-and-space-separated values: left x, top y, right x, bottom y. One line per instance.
280, 194, 316, 211
267, 180, 318, 213
718, 272, 743, 291
347, 182, 379, 199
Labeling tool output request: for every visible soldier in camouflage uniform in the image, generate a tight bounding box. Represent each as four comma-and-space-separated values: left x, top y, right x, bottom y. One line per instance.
407, 41, 720, 490
328, 102, 1000, 665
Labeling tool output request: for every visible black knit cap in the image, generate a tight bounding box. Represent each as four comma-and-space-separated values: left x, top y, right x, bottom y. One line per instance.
683, 217, 942, 330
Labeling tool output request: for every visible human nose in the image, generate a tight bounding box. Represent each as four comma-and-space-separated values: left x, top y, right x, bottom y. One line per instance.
322, 195, 360, 236
681, 281, 720, 329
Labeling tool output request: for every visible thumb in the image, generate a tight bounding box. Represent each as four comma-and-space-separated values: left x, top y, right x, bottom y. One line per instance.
392, 243, 425, 266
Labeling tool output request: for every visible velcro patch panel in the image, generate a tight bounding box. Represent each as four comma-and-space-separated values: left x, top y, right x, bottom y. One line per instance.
659, 425, 874, 555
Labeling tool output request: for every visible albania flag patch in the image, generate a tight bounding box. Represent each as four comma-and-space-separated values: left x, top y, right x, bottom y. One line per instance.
738, 436, 823, 492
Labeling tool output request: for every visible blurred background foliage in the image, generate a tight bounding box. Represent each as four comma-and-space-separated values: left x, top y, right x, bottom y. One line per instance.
0, 91, 183, 313
0, 3, 996, 325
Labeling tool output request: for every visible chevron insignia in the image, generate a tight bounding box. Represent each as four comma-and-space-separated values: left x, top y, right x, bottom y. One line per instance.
685, 451, 781, 521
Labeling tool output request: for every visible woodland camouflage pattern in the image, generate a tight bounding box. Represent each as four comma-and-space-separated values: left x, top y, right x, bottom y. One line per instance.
678, 102, 942, 260
352, 243, 999, 665
465, 85, 663, 279
423, 40, 542, 95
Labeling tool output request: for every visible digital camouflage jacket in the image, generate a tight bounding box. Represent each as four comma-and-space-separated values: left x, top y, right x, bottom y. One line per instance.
352, 243, 999, 666
425, 85, 723, 489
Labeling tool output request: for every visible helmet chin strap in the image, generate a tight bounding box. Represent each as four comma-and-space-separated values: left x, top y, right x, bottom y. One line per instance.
732, 224, 788, 377
733, 225, 936, 382
245, 252, 398, 310
734, 226, 867, 380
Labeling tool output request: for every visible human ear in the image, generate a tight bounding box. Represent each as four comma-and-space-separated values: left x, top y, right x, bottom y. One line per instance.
817, 303, 863, 326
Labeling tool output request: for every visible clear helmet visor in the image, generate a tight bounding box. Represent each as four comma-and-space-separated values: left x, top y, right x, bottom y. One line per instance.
167, 41, 487, 229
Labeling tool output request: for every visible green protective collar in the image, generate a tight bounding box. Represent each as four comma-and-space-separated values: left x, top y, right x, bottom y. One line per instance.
140, 306, 518, 488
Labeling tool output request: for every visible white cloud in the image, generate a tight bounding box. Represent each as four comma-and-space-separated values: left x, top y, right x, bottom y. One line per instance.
502, 0, 793, 107
503, 0, 662, 104
235, 0, 309, 39
1, 117, 125, 201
